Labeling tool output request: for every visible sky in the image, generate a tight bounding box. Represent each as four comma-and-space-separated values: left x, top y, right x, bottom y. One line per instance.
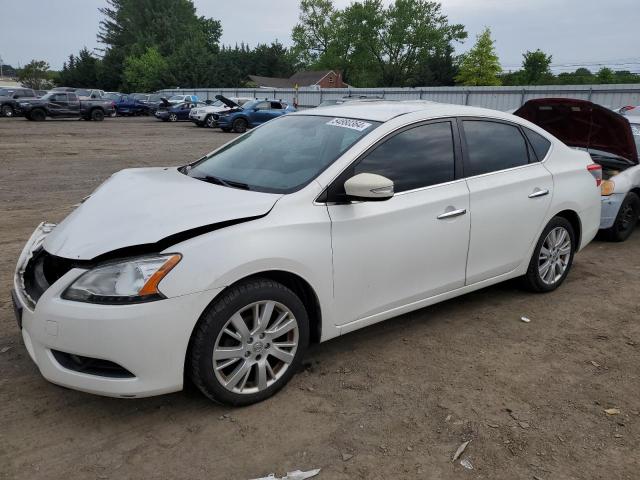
0, 0, 639, 74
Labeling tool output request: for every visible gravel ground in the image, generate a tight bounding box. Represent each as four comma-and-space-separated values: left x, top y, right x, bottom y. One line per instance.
0, 116, 639, 480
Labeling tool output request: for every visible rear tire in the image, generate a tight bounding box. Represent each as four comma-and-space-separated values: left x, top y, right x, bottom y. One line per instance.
603, 192, 639, 242
521, 217, 576, 293
188, 278, 309, 406
1, 104, 13, 117
30, 109, 46, 121
91, 109, 105, 121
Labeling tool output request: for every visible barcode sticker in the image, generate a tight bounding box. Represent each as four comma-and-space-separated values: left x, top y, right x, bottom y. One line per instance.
326, 118, 372, 131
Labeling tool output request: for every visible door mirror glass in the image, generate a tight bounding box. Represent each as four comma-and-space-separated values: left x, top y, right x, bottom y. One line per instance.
344, 173, 394, 201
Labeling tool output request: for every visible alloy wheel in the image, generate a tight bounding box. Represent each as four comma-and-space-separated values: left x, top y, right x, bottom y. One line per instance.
538, 226, 571, 285
212, 300, 299, 395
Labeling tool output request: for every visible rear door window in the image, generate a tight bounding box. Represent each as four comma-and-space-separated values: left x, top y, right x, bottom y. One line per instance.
353, 121, 456, 192
462, 120, 530, 176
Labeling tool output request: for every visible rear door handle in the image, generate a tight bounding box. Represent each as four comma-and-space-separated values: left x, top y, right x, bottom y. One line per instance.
437, 208, 467, 220
528, 188, 549, 198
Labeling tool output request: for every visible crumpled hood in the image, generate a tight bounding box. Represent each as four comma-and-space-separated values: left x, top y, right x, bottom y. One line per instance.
514, 98, 639, 164
44, 167, 281, 260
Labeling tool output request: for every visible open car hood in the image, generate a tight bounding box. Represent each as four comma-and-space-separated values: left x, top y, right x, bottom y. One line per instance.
215, 94, 241, 109
514, 98, 638, 164
43, 167, 281, 260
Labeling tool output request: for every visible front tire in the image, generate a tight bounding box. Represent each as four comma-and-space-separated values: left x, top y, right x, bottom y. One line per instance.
1, 104, 13, 117
205, 115, 216, 128
232, 117, 248, 133
30, 109, 46, 121
189, 278, 309, 406
169, 113, 178, 122
603, 192, 639, 242
521, 217, 576, 293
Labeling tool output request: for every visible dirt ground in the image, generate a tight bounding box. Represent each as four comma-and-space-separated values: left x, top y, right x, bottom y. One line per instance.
0, 116, 639, 480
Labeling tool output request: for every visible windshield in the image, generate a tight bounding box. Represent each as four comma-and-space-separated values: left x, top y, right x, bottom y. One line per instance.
103, 93, 121, 101
169, 95, 185, 101
186, 115, 380, 193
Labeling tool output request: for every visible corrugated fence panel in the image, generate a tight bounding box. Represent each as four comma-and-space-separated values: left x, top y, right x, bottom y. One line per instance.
157, 84, 640, 111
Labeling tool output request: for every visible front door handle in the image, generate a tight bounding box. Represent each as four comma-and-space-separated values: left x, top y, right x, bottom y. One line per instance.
437, 208, 467, 220
528, 188, 549, 198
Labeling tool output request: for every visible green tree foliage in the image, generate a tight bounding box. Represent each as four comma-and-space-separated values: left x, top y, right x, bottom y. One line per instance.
521, 49, 553, 84
123, 47, 169, 91
97, 0, 221, 89
18, 60, 54, 89
455, 28, 501, 86
58, 48, 99, 87
292, 0, 466, 87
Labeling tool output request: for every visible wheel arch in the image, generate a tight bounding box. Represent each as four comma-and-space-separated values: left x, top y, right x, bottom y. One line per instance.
183, 269, 323, 388
553, 209, 582, 248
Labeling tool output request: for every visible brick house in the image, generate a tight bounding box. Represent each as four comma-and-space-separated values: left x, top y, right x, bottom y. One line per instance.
248, 70, 347, 89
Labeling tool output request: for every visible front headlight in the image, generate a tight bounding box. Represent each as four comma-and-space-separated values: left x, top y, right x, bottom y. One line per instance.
62, 254, 181, 304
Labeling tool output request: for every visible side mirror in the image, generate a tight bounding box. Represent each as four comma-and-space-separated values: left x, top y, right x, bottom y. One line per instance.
344, 173, 394, 201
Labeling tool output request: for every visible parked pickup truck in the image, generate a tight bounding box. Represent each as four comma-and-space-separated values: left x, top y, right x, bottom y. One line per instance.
515, 98, 640, 241
0, 87, 40, 117
18, 91, 116, 121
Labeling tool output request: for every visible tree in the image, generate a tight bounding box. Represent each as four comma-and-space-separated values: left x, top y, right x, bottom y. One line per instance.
123, 47, 169, 91
455, 28, 501, 86
58, 48, 99, 87
18, 60, 53, 89
597, 67, 615, 84
521, 49, 552, 84
97, 0, 221, 89
292, 0, 466, 87
291, 0, 337, 67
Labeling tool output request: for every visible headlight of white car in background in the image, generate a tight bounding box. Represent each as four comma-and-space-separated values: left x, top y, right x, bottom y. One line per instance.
62, 254, 181, 304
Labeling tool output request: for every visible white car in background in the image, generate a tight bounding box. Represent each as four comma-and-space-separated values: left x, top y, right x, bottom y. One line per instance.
13, 101, 601, 405
516, 98, 640, 241
189, 95, 253, 128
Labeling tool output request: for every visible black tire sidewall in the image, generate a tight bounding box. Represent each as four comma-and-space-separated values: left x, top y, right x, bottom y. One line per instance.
205, 115, 215, 128
2, 105, 13, 117
31, 109, 45, 121
190, 279, 309, 406
524, 217, 576, 292
608, 193, 639, 242
91, 109, 105, 121
233, 118, 247, 133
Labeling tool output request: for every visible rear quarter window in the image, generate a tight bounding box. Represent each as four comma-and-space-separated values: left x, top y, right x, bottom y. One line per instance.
524, 127, 552, 161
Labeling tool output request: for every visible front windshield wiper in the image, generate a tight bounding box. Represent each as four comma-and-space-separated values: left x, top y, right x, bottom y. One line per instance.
194, 174, 251, 190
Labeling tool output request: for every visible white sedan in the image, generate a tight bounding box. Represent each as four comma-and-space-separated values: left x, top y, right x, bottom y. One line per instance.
13, 102, 602, 405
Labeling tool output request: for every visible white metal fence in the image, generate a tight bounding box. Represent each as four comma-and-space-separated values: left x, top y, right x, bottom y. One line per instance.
157, 84, 640, 111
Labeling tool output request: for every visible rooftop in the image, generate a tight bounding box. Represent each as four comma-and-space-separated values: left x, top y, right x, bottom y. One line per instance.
291, 100, 514, 122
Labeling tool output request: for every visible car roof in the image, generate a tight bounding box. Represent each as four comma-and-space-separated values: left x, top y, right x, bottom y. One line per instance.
292, 100, 518, 122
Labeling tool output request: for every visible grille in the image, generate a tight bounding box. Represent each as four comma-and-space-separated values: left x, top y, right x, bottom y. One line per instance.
22, 249, 75, 305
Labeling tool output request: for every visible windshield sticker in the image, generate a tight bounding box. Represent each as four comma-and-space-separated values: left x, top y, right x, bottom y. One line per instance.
326, 118, 372, 131
632, 125, 639, 136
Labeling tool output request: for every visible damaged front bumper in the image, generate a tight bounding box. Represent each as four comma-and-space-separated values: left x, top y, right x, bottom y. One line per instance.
600, 193, 625, 229
12, 223, 221, 398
